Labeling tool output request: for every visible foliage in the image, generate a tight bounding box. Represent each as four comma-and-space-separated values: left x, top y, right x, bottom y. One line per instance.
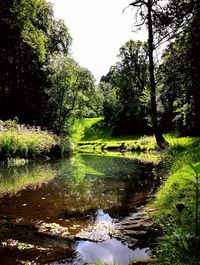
46, 54, 98, 135
0, 0, 72, 128
0, 0, 101, 135
159, 13, 200, 136
0, 119, 62, 160
99, 40, 151, 135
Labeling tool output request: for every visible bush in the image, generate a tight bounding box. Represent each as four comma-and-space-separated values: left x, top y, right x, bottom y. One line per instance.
0, 119, 70, 160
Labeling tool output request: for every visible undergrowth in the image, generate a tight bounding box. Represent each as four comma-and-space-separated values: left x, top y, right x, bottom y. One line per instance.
0, 119, 70, 161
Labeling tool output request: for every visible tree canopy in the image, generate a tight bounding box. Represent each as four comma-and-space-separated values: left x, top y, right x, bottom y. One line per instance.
0, 0, 97, 135
1, 0, 200, 140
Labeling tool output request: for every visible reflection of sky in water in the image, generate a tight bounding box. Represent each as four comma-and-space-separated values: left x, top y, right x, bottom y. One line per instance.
96, 209, 113, 222
62, 210, 150, 265
75, 239, 150, 265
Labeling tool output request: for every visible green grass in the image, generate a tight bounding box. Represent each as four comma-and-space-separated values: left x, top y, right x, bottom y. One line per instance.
72, 117, 140, 143
72, 118, 159, 164
150, 136, 200, 265
0, 119, 67, 160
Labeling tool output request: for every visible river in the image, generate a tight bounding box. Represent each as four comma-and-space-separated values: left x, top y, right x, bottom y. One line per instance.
0, 154, 155, 264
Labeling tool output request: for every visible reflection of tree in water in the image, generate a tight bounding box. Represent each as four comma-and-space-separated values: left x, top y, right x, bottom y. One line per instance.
0, 162, 57, 195
57, 155, 154, 219
55, 155, 104, 215
121, 174, 154, 212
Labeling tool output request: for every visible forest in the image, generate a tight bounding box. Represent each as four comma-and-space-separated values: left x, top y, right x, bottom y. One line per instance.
1, 0, 200, 140
1, 0, 200, 264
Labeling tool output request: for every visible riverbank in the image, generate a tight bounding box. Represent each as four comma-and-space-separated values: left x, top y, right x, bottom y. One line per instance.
74, 118, 200, 265
0, 119, 72, 161
77, 135, 200, 265
151, 136, 200, 265
1, 117, 200, 264
74, 117, 159, 165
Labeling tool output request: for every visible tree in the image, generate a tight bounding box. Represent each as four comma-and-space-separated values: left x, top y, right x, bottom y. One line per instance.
0, 0, 72, 127
127, 0, 168, 148
159, 13, 200, 136
100, 40, 151, 135
46, 54, 97, 135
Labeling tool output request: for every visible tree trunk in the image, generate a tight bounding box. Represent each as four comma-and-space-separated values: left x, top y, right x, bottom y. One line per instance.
147, 0, 168, 149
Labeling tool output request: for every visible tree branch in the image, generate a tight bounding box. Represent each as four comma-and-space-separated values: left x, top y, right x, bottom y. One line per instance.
154, 22, 186, 49
130, 0, 147, 7
123, 0, 147, 14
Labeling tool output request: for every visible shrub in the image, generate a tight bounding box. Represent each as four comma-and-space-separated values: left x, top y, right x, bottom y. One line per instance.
0, 119, 69, 160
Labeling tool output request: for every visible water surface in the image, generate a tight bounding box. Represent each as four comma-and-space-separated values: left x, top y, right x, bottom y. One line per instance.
0, 154, 154, 264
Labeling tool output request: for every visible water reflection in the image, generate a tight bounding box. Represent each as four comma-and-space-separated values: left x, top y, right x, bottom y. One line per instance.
0, 162, 57, 196
75, 240, 150, 265
0, 154, 154, 264
52, 209, 150, 265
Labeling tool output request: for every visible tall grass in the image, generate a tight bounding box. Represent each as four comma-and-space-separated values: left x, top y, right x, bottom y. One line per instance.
0, 119, 61, 160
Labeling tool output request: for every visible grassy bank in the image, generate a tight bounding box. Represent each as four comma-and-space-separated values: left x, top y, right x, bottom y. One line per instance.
0, 119, 71, 161
73, 118, 200, 264
72, 117, 159, 164
151, 136, 200, 265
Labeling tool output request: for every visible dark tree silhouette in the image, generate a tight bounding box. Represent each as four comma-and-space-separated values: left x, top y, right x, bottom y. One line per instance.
127, 0, 168, 148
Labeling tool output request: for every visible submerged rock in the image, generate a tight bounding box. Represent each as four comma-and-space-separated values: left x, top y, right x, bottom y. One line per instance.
36, 222, 71, 238
76, 220, 115, 242
113, 207, 157, 248
75, 207, 157, 248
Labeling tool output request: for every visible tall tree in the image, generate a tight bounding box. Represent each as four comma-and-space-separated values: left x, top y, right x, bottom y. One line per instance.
0, 0, 72, 127
127, 0, 168, 148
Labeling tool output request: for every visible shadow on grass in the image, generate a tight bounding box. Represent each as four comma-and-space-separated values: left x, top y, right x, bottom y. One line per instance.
81, 119, 140, 142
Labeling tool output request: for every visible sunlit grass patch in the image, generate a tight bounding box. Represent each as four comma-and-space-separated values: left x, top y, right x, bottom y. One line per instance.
152, 136, 200, 215
151, 136, 200, 264
72, 117, 141, 143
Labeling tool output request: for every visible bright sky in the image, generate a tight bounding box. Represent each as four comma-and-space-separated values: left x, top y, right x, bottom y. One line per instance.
49, 0, 147, 82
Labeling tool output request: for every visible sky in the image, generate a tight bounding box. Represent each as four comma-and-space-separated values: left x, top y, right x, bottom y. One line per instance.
49, 0, 147, 82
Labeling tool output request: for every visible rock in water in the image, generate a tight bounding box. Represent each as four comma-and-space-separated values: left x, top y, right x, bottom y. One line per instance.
76, 220, 115, 242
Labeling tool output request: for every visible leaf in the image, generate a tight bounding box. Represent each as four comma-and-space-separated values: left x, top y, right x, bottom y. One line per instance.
182, 237, 189, 251
189, 163, 200, 175
194, 164, 200, 175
